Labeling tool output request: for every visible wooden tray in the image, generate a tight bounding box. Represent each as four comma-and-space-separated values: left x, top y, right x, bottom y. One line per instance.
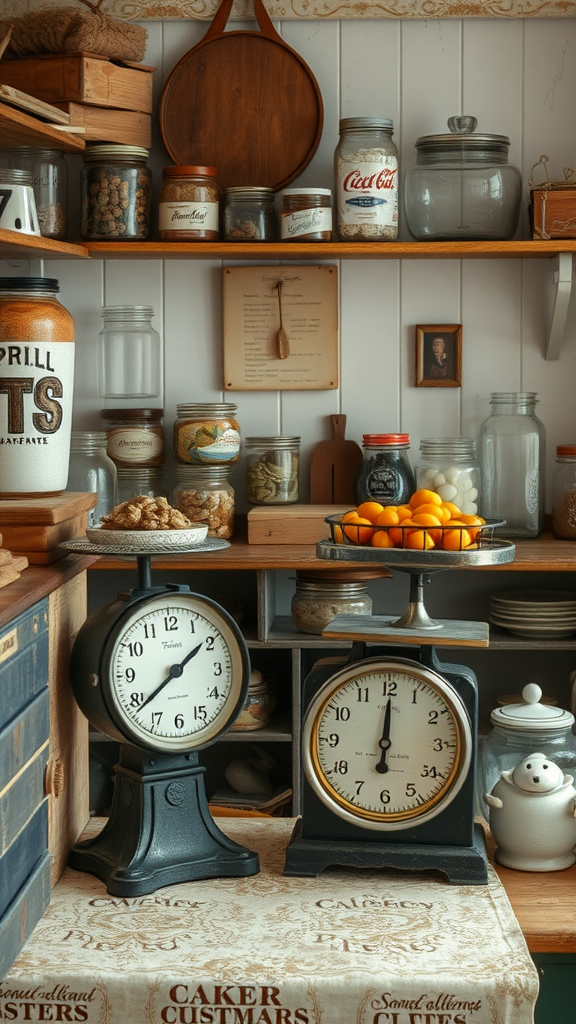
159, 0, 323, 192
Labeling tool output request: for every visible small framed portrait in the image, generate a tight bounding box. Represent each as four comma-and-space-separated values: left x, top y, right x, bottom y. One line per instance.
415, 324, 462, 388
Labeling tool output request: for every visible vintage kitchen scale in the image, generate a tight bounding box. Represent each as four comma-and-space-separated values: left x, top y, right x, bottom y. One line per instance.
62, 535, 260, 896
284, 515, 515, 885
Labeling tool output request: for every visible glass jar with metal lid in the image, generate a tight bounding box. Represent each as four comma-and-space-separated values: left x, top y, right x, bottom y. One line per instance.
280, 188, 332, 242
478, 683, 576, 818
223, 187, 277, 241
291, 570, 373, 635
174, 403, 240, 465
81, 144, 152, 240
102, 408, 164, 467
404, 116, 522, 241
116, 466, 166, 505
67, 431, 117, 527
159, 165, 219, 241
245, 436, 300, 505
354, 433, 415, 506
0, 148, 67, 239
172, 464, 234, 538
416, 437, 480, 515
334, 117, 399, 241
552, 445, 576, 539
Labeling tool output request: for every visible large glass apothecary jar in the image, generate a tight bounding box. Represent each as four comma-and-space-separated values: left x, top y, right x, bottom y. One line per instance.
416, 438, 480, 514
174, 403, 240, 465
334, 117, 398, 241
404, 116, 522, 241
172, 465, 234, 538
81, 144, 152, 241
0, 147, 68, 239
98, 306, 161, 400
478, 392, 545, 538
67, 431, 117, 527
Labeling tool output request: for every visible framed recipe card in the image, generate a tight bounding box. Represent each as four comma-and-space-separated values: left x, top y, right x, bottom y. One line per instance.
223, 265, 338, 390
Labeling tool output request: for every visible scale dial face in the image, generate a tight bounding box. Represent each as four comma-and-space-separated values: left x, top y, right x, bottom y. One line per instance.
102, 592, 247, 753
302, 656, 472, 831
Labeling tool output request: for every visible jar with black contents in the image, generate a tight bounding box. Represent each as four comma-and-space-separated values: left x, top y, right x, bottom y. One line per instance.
223, 187, 277, 241
280, 188, 332, 241
355, 433, 415, 506
159, 166, 219, 241
81, 144, 151, 240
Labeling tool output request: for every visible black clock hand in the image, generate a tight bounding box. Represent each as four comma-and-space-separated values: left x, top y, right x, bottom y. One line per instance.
138, 641, 203, 711
375, 698, 392, 774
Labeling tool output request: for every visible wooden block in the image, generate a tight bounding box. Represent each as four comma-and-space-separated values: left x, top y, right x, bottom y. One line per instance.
0, 491, 96, 525
0, 53, 154, 113
0, 84, 70, 124
53, 101, 151, 147
531, 188, 576, 238
1, 511, 88, 553
247, 504, 352, 544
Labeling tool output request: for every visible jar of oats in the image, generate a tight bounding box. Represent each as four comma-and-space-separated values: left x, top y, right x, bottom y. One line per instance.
159, 166, 219, 241
172, 465, 234, 538
81, 144, 152, 241
334, 117, 398, 241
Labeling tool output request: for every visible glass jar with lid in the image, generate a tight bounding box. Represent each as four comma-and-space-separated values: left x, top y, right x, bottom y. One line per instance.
159, 165, 219, 241
416, 438, 480, 514
280, 188, 332, 242
478, 683, 576, 818
354, 434, 415, 506
291, 570, 373, 635
404, 116, 522, 241
172, 464, 234, 538
245, 436, 300, 505
478, 392, 545, 537
0, 169, 39, 235
116, 466, 166, 505
174, 403, 240, 465
0, 147, 67, 239
102, 408, 164, 467
223, 187, 277, 241
334, 117, 399, 241
98, 306, 161, 399
552, 445, 576, 539
81, 144, 152, 241
67, 431, 117, 527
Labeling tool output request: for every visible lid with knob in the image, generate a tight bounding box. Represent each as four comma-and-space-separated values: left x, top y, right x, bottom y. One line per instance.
490, 684, 575, 732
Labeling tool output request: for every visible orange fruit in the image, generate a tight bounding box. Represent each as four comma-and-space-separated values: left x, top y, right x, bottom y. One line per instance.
371, 529, 395, 548
397, 505, 414, 522
412, 502, 446, 520
412, 512, 442, 544
342, 509, 362, 523
441, 501, 463, 520
344, 516, 374, 545
333, 524, 344, 543
356, 500, 385, 523
405, 529, 435, 550
409, 489, 442, 509
376, 506, 400, 527
442, 526, 471, 550
460, 514, 484, 542
389, 519, 415, 547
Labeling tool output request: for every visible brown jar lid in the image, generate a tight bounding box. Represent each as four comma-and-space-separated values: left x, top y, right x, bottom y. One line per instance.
296, 568, 392, 582
101, 408, 163, 421
162, 165, 217, 178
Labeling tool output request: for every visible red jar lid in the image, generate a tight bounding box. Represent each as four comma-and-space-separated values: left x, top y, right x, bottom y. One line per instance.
162, 165, 218, 178
362, 433, 410, 445
557, 445, 576, 457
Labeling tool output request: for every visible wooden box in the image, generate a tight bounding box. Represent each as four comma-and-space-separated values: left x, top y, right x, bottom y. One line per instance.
0, 53, 154, 113
52, 101, 151, 147
530, 187, 576, 238
0, 491, 97, 564
247, 504, 352, 545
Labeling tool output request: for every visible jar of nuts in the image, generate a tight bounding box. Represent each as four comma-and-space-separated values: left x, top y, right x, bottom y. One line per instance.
245, 436, 300, 505
81, 144, 152, 241
172, 465, 234, 539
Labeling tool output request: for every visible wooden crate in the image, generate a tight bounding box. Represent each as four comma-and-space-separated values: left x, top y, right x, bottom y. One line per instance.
0, 53, 154, 113
0, 491, 96, 563
53, 101, 151, 147
247, 504, 352, 544
530, 187, 576, 238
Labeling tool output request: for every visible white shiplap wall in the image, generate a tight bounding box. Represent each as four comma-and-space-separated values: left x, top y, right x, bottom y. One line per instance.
3, 16, 576, 512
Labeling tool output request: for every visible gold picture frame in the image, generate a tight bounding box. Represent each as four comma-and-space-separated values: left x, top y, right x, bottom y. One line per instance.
415, 324, 462, 388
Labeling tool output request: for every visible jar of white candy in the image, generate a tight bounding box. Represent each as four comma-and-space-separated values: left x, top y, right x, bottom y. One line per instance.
416, 437, 480, 515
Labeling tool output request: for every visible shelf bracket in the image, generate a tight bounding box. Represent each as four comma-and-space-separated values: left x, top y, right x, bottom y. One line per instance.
546, 252, 573, 360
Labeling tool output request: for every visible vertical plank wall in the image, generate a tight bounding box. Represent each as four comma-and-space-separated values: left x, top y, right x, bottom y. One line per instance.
3, 16, 576, 512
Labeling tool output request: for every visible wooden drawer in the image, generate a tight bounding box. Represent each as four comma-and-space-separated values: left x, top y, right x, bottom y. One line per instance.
0, 852, 51, 980
0, 54, 154, 113
0, 801, 48, 920
0, 689, 49, 793
0, 601, 49, 732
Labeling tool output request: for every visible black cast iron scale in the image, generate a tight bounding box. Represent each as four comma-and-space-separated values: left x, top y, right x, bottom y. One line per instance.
62, 544, 259, 896
283, 528, 516, 885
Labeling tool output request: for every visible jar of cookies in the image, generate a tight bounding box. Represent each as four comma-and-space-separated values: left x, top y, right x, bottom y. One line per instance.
172, 465, 234, 538
81, 144, 152, 241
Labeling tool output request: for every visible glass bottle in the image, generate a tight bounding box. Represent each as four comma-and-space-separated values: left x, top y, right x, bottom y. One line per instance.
81, 144, 152, 241
334, 117, 399, 241
552, 445, 576, 539
223, 187, 277, 241
67, 431, 118, 527
478, 392, 545, 537
0, 148, 67, 239
98, 306, 161, 399
479, 683, 576, 819
354, 434, 415, 506
416, 438, 480, 514
172, 465, 234, 539
245, 436, 300, 505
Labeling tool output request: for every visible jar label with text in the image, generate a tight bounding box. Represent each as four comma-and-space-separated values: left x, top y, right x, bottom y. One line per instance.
338, 159, 398, 227
0, 341, 74, 493
281, 208, 332, 239
107, 427, 164, 465
159, 202, 219, 233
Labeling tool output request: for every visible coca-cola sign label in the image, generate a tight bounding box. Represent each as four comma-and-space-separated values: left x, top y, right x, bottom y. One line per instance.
338, 159, 398, 227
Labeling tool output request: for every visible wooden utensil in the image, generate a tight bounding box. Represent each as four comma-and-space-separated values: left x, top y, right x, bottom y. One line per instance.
275, 280, 289, 359
159, 0, 323, 192
309, 415, 363, 504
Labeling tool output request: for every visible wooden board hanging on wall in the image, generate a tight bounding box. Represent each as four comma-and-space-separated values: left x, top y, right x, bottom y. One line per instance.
223, 265, 338, 391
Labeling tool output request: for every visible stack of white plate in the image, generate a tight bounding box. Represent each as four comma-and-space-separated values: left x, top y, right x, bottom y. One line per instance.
489, 589, 576, 638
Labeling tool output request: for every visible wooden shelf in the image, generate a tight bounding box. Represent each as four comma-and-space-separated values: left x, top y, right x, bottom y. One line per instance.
0, 228, 89, 260
0, 101, 85, 153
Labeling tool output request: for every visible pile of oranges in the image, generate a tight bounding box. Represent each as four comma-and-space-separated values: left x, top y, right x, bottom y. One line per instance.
333, 489, 486, 551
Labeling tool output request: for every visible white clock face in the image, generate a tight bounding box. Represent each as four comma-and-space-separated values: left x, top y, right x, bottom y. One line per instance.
105, 592, 246, 751
303, 658, 472, 831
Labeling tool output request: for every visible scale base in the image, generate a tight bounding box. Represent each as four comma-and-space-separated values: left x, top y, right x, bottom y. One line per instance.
69, 748, 259, 896
283, 820, 488, 885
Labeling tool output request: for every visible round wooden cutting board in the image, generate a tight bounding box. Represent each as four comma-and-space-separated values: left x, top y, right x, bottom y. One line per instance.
159, 0, 324, 192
